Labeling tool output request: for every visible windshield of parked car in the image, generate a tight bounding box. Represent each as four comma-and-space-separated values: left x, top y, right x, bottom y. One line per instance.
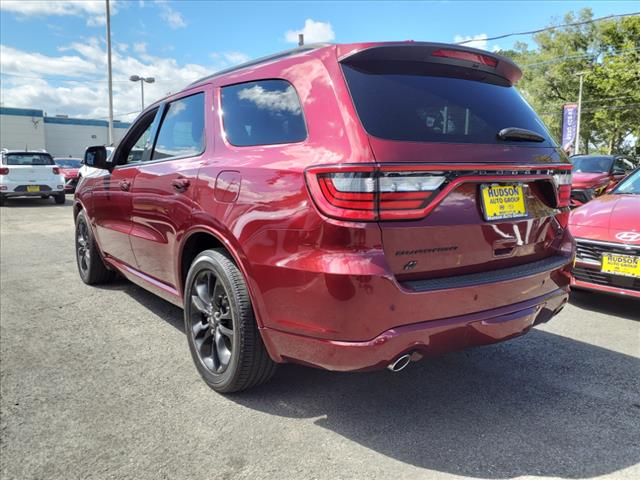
55, 159, 82, 168
612, 169, 640, 195
3, 153, 55, 166
341, 61, 555, 145
570, 155, 614, 173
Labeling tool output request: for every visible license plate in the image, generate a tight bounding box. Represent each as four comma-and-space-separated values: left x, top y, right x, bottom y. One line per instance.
480, 184, 527, 221
27, 185, 40, 192
601, 253, 640, 278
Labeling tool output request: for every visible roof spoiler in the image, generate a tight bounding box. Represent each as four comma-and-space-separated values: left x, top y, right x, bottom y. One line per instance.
338, 42, 522, 85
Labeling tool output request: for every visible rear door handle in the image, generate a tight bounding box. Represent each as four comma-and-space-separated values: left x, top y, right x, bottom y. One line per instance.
119, 180, 130, 191
172, 178, 190, 192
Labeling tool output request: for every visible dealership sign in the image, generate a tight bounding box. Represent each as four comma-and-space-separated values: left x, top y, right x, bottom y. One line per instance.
561, 103, 578, 153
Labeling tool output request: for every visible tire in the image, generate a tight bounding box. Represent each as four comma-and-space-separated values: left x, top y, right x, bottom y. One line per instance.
54, 193, 65, 204
75, 210, 114, 284
0, 195, 4, 206
184, 249, 276, 393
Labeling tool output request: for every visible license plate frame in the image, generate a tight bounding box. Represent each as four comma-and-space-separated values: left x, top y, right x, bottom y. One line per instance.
479, 183, 527, 221
601, 253, 640, 278
26, 185, 40, 193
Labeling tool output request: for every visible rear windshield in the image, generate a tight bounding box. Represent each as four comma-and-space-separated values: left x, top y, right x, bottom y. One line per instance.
570, 155, 613, 173
3, 153, 55, 166
341, 62, 554, 146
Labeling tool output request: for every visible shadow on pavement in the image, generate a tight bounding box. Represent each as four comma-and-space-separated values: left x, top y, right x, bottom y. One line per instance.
96, 277, 184, 331
103, 279, 640, 478
569, 289, 639, 321
233, 332, 640, 478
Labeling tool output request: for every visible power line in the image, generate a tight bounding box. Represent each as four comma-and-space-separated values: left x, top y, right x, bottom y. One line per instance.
456, 12, 640, 45
0, 71, 176, 84
521, 46, 640, 68
528, 94, 638, 107
538, 103, 640, 115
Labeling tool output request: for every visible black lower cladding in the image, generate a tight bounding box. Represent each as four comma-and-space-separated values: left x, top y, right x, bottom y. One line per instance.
402, 255, 570, 292
13, 185, 52, 192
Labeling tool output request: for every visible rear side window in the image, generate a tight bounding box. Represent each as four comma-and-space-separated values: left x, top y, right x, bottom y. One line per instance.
342, 62, 554, 146
152, 93, 205, 160
221, 80, 306, 147
3, 154, 55, 166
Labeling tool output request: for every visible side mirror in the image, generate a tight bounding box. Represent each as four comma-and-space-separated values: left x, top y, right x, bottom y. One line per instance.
84, 146, 111, 171
612, 168, 625, 176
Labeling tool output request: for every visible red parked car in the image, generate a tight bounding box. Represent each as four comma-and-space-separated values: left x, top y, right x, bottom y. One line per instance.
570, 168, 640, 298
74, 42, 575, 392
54, 157, 82, 193
569, 154, 636, 207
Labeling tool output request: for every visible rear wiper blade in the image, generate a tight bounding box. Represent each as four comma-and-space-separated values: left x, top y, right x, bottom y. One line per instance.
498, 127, 545, 142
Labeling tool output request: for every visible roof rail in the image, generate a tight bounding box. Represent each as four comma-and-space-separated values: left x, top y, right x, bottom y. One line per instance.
188, 44, 330, 87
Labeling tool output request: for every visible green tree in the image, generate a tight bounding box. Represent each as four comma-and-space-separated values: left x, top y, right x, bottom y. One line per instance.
502, 9, 639, 154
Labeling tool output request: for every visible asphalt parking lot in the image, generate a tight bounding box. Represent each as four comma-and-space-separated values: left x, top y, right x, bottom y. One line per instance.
1, 198, 639, 480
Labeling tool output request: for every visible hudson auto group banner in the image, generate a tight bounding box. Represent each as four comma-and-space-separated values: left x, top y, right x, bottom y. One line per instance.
562, 103, 578, 154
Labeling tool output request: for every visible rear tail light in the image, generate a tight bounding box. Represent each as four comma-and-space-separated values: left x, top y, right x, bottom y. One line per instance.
432, 49, 498, 67
53, 167, 60, 174
308, 167, 445, 221
0, 167, 9, 175
308, 165, 573, 222
553, 172, 572, 208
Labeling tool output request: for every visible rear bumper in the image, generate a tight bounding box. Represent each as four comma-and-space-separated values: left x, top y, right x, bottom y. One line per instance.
1, 190, 64, 197
261, 287, 569, 371
1, 182, 64, 197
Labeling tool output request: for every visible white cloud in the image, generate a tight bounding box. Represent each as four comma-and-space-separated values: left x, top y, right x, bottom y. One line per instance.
285, 19, 335, 44
133, 42, 147, 54
0, 0, 119, 27
453, 34, 502, 53
237, 85, 301, 114
156, 0, 186, 29
0, 39, 212, 120
453, 33, 489, 51
210, 51, 251, 66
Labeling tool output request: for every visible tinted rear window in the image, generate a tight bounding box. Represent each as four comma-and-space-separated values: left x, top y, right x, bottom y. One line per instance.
221, 80, 306, 147
4, 154, 55, 166
342, 62, 554, 145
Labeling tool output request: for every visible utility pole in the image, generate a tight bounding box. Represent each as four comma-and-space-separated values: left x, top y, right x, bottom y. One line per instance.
106, 0, 114, 145
129, 76, 155, 111
574, 72, 586, 155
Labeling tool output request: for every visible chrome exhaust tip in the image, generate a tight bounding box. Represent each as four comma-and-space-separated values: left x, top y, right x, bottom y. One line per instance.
387, 354, 411, 372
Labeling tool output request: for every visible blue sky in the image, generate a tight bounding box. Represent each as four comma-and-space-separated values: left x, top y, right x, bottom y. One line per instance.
0, 0, 636, 119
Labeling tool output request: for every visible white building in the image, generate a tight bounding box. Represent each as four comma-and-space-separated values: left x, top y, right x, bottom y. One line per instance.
0, 107, 131, 158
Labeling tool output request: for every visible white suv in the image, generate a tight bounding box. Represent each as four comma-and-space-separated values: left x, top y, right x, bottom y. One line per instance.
0, 149, 66, 206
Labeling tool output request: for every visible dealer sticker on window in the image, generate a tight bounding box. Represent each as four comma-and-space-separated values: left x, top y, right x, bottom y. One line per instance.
480, 184, 527, 221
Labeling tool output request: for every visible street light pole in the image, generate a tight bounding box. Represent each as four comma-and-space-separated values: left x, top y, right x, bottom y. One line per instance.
105, 0, 114, 145
575, 72, 586, 155
129, 75, 155, 111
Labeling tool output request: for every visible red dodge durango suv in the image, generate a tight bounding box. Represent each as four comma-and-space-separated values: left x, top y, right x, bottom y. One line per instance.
74, 42, 575, 392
